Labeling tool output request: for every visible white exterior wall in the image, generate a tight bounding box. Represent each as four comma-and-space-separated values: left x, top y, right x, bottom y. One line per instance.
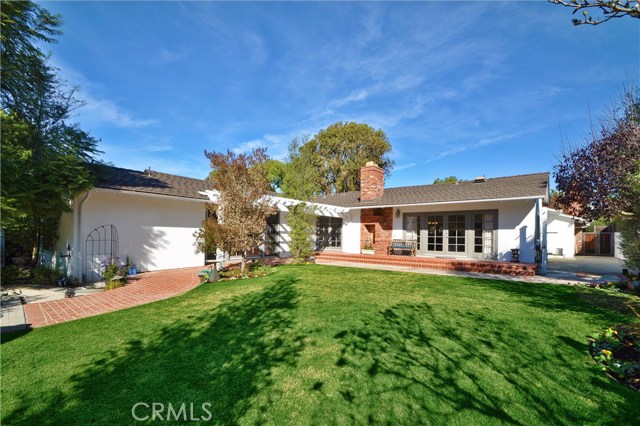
614, 232, 626, 260
60, 189, 206, 281
55, 209, 75, 275
387, 199, 539, 262
545, 209, 576, 258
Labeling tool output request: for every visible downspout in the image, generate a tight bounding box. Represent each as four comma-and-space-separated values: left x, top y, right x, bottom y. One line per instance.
73, 191, 92, 283
535, 199, 548, 274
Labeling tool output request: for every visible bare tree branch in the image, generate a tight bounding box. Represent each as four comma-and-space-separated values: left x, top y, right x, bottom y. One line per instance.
548, 0, 640, 25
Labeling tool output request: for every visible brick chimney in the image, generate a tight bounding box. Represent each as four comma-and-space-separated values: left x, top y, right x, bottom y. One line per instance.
360, 161, 384, 201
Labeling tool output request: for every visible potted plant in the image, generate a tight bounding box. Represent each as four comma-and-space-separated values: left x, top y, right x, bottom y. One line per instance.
361, 244, 375, 255
125, 255, 137, 276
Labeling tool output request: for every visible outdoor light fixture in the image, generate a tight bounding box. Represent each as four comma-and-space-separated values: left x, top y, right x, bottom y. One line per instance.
395, 209, 401, 218
61, 243, 72, 258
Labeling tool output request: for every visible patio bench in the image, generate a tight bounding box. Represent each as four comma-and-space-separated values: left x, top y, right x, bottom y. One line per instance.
387, 239, 417, 256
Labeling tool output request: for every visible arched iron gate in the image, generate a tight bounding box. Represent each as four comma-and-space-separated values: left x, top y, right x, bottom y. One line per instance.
85, 225, 119, 282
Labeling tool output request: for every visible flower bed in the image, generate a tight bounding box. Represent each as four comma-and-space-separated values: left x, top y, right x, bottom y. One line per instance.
218, 261, 276, 281
589, 324, 640, 392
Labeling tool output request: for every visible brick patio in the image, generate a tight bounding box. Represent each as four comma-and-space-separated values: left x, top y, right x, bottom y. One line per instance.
23, 266, 204, 328
315, 252, 538, 276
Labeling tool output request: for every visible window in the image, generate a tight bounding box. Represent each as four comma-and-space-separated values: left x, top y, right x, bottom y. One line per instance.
474, 213, 494, 254
426, 215, 444, 252
264, 214, 280, 255
447, 214, 466, 252
316, 216, 342, 249
404, 215, 421, 249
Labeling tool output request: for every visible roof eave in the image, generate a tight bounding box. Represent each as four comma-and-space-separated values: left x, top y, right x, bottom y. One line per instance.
345, 195, 546, 210
95, 186, 209, 202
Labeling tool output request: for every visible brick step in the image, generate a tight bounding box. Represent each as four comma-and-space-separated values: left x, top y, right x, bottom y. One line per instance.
315, 252, 537, 276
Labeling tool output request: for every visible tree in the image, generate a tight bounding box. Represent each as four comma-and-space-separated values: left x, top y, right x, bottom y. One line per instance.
263, 159, 287, 192
554, 88, 640, 269
1, 0, 100, 266
286, 203, 316, 261
548, 0, 640, 25
277, 136, 318, 261
194, 149, 276, 273
433, 176, 460, 184
290, 122, 394, 195
1, 0, 62, 105
280, 135, 321, 199
554, 88, 639, 221
618, 169, 640, 269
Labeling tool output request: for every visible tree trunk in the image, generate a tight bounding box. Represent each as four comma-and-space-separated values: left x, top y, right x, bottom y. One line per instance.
241, 251, 246, 274
31, 230, 40, 269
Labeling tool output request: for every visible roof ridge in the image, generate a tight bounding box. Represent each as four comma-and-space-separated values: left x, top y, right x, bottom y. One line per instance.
97, 164, 208, 183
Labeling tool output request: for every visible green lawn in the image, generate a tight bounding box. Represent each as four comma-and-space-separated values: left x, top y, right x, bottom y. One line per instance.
2, 264, 639, 425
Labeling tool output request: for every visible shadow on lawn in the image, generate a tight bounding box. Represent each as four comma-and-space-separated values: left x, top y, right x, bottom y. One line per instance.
3, 275, 304, 426
475, 279, 634, 323
329, 301, 640, 426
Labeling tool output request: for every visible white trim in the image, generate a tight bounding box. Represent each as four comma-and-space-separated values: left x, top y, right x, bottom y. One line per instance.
199, 189, 351, 215
95, 187, 208, 203
545, 207, 586, 222
347, 195, 545, 210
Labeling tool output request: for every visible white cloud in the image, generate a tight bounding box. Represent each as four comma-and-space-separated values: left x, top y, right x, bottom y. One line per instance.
394, 162, 417, 172
154, 48, 189, 65
330, 90, 369, 107
144, 144, 173, 152
231, 133, 294, 160
81, 96, 157, 128
49, 58, 156, 129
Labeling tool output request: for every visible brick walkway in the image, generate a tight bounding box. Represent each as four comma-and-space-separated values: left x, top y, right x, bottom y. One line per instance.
23, 266, 204, 328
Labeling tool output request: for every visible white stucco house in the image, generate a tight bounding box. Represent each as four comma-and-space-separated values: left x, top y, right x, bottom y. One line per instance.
56, 162, 577, 282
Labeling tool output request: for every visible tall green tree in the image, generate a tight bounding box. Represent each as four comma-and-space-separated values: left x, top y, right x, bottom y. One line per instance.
289, 122, 394, 195
194, 149, 276, 273
433, 176, 460, 185
1, 0, 100, 265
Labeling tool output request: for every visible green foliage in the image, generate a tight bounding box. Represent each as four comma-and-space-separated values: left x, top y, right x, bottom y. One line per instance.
287, 204, 316, 262
433, 176, 460, 184
1, 1, 100, 266
263, 159, 287, 192
3, 265, 640, 425
31, 265, 63, 286
1, 265, 23, 285
100, 257, 131, 289
284, 122, 394, 195
279, 135, 321, 200
615, 165, 640, 270
589, 325, 640, 390
218, 260, 276, 280
583, 218, 611, 232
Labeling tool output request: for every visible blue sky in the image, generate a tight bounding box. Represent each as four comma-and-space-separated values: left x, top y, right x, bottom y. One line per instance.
42, 1, 638, 189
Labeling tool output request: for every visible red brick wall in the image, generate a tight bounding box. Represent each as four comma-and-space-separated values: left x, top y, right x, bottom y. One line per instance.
361, 207, 393, 254
360, 162, 384, 201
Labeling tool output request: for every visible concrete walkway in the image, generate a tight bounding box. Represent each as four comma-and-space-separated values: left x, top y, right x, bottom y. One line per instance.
0, 296, 27, 333
20, 266, 203, 329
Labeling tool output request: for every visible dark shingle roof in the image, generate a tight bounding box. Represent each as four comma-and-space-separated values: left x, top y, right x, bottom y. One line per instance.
314, 172, 549, 208
94, 165, 211, 200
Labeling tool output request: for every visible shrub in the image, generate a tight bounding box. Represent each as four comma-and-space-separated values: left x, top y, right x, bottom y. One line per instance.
218, 260, 276, 281
100, 256, 133, 289
589, 325, 640, 391
1, 265, 22, 285
31, 265, 64, 286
